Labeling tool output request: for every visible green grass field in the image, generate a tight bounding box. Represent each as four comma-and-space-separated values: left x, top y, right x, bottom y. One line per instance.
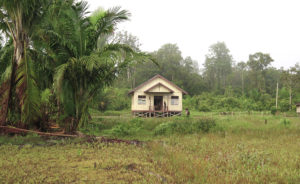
0, 112, 300, 183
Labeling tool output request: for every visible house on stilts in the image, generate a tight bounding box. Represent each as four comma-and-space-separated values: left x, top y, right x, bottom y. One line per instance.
128, 74, 188, 117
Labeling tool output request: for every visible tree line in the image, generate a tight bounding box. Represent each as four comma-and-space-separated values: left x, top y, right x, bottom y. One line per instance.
105, 35, 300, 112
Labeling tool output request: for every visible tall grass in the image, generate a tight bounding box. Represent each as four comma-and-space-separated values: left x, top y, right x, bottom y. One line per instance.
1, 113, 300, 183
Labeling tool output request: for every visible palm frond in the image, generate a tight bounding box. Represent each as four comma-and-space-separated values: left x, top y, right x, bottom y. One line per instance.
0, 64, 12, 83
87, 7, 130, 51
15, 55, 41, 125
54, 62, 69, 93
0, 41, 13, 80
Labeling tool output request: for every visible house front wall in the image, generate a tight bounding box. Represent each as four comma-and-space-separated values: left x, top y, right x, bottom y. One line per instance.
297, 106, 300, 113
131, 78, 183, 112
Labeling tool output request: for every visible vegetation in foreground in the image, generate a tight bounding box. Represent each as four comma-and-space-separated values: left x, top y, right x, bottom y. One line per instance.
1, 113, 299, 183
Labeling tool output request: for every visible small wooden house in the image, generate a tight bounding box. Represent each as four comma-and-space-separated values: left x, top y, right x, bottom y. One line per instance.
296, 103, 300, 114
128, 74, 188, 117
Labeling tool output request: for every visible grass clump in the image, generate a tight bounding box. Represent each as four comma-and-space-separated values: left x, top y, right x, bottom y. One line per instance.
154, 118, 216, 135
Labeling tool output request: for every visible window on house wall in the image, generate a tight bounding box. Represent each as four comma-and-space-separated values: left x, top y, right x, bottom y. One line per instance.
138, 95, 146, 105
171, 96, 179, 105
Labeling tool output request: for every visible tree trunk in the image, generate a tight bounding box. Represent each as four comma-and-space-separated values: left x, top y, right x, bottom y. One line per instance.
289, 87, 292, 111
0, 50, 17, 125
0, 38, 25, 125
0, 7, 32, 126
0, 80, 11, 125
14, 31, 28, 126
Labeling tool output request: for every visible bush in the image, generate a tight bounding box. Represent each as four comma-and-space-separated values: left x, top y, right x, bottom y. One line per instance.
93, 87, 130, 111
192, 118, 216, 133
109, 118, 143, 136
279, 99, 290, 112
154, 118, 216, 135
197, 104, 211, 112
153, 122, 173, 135
270, 106, 277, 115
110, 124, 132, 136
280, 119, 291, 127
80, 122, 105, 135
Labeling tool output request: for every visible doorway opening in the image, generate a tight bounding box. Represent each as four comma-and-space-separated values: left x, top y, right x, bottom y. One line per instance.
154, 96, 163, 111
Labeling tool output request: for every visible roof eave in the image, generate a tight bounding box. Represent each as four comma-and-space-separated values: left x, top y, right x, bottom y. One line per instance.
127, 74, 189, 95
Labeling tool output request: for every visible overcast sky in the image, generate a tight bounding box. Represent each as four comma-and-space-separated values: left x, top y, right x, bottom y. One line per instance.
87, 0, 300, 69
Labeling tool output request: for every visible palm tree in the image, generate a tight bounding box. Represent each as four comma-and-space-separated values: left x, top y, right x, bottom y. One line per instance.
0, 0, 151, 132
49, 1, 150, 132
0, 0, 47, 126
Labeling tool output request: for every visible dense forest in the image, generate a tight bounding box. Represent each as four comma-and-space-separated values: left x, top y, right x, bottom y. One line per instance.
0, 0, 299, 133
98, 33, 300, 113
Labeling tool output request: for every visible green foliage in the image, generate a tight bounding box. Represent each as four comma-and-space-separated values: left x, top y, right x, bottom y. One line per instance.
279, 99, 290, 112
1, 0, 300, 135
115, 43, 206, 95
247, 52, 274, 92
109, 118, 143, 136
154, 118, 216, 135
197, 104, 211, 112
204, 42, 233, 92
79, 121, 106, 135
270, 106, 277, 115
183, 93, 277, 112
280, 119, 291, 127
49, 2, 149, 132
41, 88, 51, 104
153, 122, 174, 135
193, 118, 216, 132
0, 42, 13, 80
2, 113, 300, 183
16, 57, 41, 125
94, 87, 130, 111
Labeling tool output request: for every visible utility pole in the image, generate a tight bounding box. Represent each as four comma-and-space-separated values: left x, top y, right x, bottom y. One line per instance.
276, 82, 279, 109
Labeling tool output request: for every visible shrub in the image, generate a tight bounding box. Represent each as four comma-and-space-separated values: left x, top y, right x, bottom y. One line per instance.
80, 122, 105, 135
192, 118, 216, 133
109, 118, 143, 136
94, 87, 130, 111
197, 104, 211, 112
279, 99, 290, 112
280, 119, 291, 127
154, 118, 216, 135
130, 118, 143, 127
110, 124, 132, 136
153, 122, 173, 135
270, 106, 277, 115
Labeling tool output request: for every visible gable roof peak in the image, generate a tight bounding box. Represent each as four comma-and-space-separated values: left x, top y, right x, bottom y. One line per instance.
128, 74, 188, 95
